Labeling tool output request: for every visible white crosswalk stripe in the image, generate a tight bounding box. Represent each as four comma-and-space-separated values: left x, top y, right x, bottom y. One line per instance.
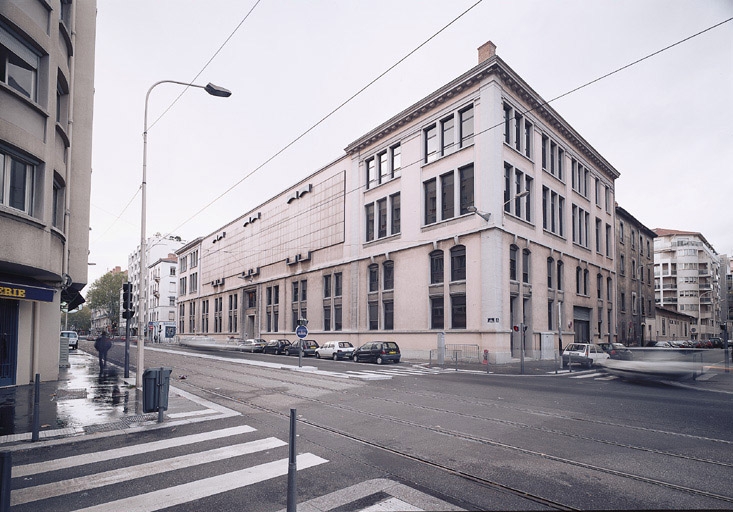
11, 425, 328, 511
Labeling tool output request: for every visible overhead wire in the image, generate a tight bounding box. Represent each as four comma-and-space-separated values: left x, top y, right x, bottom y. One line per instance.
167, 14, 733, 259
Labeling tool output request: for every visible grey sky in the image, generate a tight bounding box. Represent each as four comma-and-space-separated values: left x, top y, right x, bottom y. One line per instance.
88, 0, 733, 286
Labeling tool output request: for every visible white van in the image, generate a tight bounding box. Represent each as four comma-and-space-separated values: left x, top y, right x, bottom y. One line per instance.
61, 331, 79, 350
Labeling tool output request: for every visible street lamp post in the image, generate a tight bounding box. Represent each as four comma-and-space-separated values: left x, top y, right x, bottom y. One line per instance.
137, 80, 231, 388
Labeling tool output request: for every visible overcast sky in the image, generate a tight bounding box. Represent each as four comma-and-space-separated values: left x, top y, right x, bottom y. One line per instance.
88, 0, 733, 286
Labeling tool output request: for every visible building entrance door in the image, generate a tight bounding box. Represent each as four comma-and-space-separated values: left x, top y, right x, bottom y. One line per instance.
0, 299, 19, 386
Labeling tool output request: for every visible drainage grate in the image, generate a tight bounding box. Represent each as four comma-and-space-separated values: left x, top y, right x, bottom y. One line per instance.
83, 414, 159, 433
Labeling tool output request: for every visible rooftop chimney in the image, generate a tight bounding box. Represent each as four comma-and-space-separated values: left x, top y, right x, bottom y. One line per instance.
478, 41, 496, 64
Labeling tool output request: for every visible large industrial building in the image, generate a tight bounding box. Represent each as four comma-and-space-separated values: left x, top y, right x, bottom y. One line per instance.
175, 41, 620, 362
0, 0, 96, 384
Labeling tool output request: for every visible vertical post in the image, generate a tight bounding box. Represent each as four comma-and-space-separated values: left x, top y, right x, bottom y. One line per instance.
520, 323, 525, 375
31, 373, 40, 441
124, 315, 131, 379
287, 408, 297, 512
0, 451, 10, 512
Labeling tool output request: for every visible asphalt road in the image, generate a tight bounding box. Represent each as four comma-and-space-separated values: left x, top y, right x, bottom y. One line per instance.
11, 341, 733, 511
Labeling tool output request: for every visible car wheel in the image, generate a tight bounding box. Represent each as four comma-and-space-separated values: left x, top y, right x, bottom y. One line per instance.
316, 352, 321, 359
353, 354, 358, 362
586, 360, 592, 369
332, 353, 338, 361
376, 356, 383, 365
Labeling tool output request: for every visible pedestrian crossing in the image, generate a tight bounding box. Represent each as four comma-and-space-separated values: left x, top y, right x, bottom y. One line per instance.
10, 424, 328, 511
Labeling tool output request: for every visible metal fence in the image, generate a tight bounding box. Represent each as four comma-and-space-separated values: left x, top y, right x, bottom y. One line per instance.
446, 344, 480, 363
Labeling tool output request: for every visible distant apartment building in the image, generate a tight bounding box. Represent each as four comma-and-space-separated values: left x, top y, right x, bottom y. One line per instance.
127, 233, 184, 339
615, 206, 656, 346
0, 1, 96, 384
146, 254, 178, 342
654, 229, 723, 341
175, 41, 620, 362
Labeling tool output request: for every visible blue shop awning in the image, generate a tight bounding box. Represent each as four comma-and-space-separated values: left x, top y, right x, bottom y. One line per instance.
0, 274, 56, 303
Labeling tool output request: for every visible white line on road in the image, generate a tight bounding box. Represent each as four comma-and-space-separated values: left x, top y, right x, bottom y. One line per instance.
13, 424, 256, 477
72, 453, 329, 512
12, 437, 287, 506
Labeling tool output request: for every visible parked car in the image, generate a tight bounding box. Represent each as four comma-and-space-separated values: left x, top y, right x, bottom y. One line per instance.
352, 341, 401, 364
61, 331, 79, 350
263, 339, 292, 355
239, 338, 267, 353
316, 340, 355, 360
562, 343, 609, 369
286, 339, 319, 357
648, 341, 674, 348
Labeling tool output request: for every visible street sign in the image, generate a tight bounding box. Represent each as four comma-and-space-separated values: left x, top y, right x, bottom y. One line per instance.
295, 325, 308, 339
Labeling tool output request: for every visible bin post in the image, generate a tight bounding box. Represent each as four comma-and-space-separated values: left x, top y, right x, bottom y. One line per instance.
142, 367, 172, 422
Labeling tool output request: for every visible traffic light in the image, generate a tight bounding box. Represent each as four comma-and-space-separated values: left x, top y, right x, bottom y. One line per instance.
122, 282, 134, 319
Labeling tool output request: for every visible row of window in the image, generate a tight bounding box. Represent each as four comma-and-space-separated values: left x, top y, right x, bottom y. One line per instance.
178, 273, 198, 296
425, 104, 474, 164
619, 255, 653, 282
365, 193, 400, 241
618, 222, 653, 260
179, 250, 199, 273
424, 165, 475, 225
504, 102, 533, 159
366, 144, 401, 189
504, 163, 532, 222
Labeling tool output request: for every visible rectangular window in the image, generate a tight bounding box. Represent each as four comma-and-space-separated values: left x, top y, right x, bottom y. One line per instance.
201, 300, 209, 333
378, 151, 389, 183
431, 296, 444, 329
441, 115, 455, 155
391, 144, 401, 178
52, 175, 65, 229
425, 125, 438, 163
179, 304, 185, 334
595, 218, 602, 253
377, 198, 387, 238
541, 135, 548, 170
368, 302, 379, 330
451, 294, 467, 329
606, 224, 612, 256
369, 264, 379, 292
514, 112, 523, 152
424, 178, 437, 224
548, 301, 554, 330
334, 304, 342, 331
451, 246, 466, 282
524, 121, 532, 158
557, 148, 564, 181
189, 301, 196, 333
459, 105, 474, 147
390, 193, 401, 234
441, 172, 454, 220
179, 277, 186, 297
430, 251, 444, 284
1, 152, 35, 214
334, 273, 342, 296
324, 305, 331, 331
503, 103, 512, 144
366, 158, 376, 189
324, 275, 331, 298
189, 272, 198, 294
365, 203, 375, 241
383, 262, 394, 290
383, 300, 394, 330
459, 164, 474, 215
0, 26, 39, 101
228, 294, 238, 333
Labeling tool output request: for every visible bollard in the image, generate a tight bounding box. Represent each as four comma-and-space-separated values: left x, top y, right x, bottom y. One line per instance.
32, 373, 40, 442
287, 408, 297, 512
0, 451, 10, 512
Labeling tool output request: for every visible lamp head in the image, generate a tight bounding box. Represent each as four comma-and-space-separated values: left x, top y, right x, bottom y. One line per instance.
205, 83, 232, 97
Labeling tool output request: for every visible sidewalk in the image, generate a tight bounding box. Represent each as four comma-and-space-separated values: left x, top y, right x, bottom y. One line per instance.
0, 350, 236, 448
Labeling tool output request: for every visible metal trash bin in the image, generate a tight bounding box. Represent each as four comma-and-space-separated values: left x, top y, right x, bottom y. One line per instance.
142, 367, 172, 414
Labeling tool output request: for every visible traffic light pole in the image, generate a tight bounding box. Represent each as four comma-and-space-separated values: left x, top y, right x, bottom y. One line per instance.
124, 316, 131, 378
122, 282, 133, 378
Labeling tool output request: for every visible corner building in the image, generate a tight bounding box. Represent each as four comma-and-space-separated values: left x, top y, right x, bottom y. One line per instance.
177, 42, 619, 362
0, 1, 96, 384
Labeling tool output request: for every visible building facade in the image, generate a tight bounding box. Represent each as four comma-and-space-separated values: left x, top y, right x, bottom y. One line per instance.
615, 206, 656, 346
653, 306, 694, 342
176, 41, 620, 362
654, 229, 723, 341
146, 254, 177, 342
0, 0, 96, 385
127, 233, 183, 339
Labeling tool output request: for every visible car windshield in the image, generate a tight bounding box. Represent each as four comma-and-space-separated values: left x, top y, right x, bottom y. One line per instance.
383, 342, 399, 350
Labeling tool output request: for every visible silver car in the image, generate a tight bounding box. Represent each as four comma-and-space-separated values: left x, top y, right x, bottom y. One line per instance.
315, 340, 355, 360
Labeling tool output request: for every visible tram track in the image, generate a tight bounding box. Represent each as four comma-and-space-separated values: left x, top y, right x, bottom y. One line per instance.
155, 354, 733, 509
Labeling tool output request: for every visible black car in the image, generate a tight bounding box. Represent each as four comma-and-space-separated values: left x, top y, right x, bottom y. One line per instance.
352, 341, 401, 364
285, 339, 319, 357
263, 339, 291, 355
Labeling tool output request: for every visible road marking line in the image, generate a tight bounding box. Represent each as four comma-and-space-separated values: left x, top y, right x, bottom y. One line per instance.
72, 453, 328, 512
570, 372, 604, 379
11, 437, 287, 506
13, 425, 256, 477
